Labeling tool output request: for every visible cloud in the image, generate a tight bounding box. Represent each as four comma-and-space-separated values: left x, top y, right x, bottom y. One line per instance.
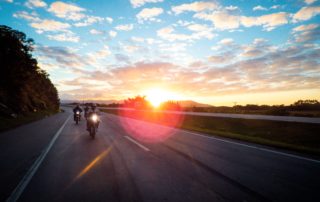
109, 30, 117, 37
122, 44, 146, 53
48, 1, 86, 21
305, 0, 317, 4
292, 6, 320, 22
47, 32, 79, 42
208, 55, 230, 64
88, 46, 111, 59
25, 0, 47, 8
56, 40, 320, 101
271, 5, 280, 10
115, 24, 134, 31
35, 46, 89, 69
186, 23, 216, 39
191, 3, 288, 31
106, 17, 113, 24
240, 38, 270, 58
136, 7, 163, 22
131, 36, 145, 42
194, 11, 241, 30
130, 0, 164, 8
90, 29, 104, 35
187, 23, 210, 32
157, 27, 191, 41
115, 54, 130, 64
5, 0, 13, 3
292, 25, 320, 43
219, 38, 234, 45
253, 5, 268, 11
293, 24, 319, 32
241, 12, 289, 31
157, 25, 215, 42
13, 11, 40, 22
74, 16, 105, 27
172, 1, 219, 15
225, 5, 238, 11
158, 42, 188, 53
30, 19, 70, 33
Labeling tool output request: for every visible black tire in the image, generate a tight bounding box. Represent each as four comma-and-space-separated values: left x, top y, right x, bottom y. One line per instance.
90, 127, 95, 139
76, 119, 79, 124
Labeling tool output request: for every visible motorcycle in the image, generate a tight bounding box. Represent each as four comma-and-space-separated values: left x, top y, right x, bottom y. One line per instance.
74, 111, 81, 124
87, 113, 99, 139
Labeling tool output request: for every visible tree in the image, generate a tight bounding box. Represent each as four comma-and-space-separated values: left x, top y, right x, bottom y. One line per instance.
123, 96, 151, 109
0, 25, 59, 114
291, 99, 320, 110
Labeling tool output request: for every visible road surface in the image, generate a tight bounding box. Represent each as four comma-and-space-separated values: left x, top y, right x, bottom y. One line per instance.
1, 108, 320, 202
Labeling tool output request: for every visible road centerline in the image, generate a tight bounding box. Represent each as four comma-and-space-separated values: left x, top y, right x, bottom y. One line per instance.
124, 136, 150, 152
6, 115, 71, 202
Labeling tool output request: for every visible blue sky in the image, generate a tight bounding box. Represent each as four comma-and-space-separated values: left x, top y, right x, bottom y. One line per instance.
0, 0, 320, 105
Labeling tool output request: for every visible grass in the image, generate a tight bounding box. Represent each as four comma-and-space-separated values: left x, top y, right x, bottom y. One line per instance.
102, 109, 320, 156
0, 109, 61, 132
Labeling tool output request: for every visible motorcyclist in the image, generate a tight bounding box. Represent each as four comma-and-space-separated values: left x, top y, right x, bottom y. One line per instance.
84, 104, 90, 120
73, 104, 83, 121
87, 104, 100, 131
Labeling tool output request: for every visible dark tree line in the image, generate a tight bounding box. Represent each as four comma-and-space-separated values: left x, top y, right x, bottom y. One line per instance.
123, 95, 152, 109
0, 25, 59, 116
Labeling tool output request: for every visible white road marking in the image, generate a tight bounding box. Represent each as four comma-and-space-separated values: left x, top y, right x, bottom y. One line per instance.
183, 130, 320, 164
6, 115, 71, 202
125, 136, 150, 152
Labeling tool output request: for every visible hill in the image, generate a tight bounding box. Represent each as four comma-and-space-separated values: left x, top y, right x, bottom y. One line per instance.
0, 25, 59, 117
177, 100, 212, 108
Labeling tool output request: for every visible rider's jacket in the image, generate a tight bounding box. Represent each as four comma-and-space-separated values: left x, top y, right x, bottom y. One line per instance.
73, 106, 82, 113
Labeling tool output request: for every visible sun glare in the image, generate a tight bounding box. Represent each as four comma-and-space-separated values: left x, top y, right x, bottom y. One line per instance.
144, 88, 179, 107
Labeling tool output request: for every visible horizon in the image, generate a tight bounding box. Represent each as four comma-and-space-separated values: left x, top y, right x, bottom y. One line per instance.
60, 97, 319, 107
1, 0, 320, 105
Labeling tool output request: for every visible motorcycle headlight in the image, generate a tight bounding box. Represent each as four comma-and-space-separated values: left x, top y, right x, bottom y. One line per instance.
76, 111, 80, 114
91, 114, 98, 122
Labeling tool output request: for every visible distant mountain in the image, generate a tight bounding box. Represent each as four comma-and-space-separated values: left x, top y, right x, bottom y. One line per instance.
61, 99, 211, 107
177, 100, 212, 108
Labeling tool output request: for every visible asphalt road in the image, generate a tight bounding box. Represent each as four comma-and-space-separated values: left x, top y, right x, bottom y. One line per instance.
1, 108, 320, 202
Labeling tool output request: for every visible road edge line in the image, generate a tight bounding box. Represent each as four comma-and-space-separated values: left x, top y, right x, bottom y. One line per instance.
6, 115, 71, 202
183, 130, 320, 164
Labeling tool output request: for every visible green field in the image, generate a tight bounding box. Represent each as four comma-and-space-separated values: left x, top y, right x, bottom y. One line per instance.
102, 109, 320, 156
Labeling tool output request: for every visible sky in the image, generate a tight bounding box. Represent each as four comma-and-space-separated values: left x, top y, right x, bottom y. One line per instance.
0, 0, 320, 106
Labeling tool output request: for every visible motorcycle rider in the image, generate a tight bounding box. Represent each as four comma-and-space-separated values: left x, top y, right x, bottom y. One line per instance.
84, 103, 90, 120
73, 104, 83, 121
86, 104, 100, 131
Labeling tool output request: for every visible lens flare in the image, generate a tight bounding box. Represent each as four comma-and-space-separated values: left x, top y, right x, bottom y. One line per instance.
118, 109, 184, 143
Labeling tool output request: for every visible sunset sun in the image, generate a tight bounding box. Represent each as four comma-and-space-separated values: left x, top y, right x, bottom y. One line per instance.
144, 88, 179, 107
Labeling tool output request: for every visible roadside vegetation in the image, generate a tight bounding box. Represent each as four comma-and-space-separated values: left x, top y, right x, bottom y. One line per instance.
95, 97, 320, 118
186, 100, 320, 117
0, 109, 60, 132
0, 25, 60, 131
101, 96, 320, 156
